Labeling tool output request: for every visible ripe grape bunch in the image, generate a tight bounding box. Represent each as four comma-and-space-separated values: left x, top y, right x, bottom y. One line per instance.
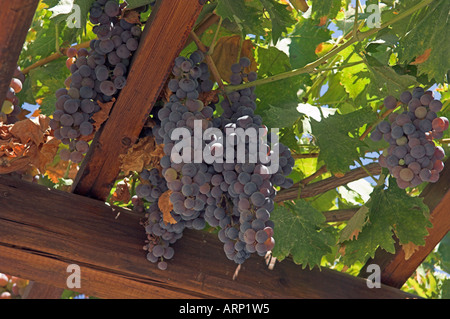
135, 53, 295, 270
371, 87, 448, 189
1, 66, 25, 124
51, 0, 143, 163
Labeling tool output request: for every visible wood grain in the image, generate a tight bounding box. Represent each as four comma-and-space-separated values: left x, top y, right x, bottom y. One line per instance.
72, 0, 204, 200
0, 175, 415, 299
0, 0, 39, 105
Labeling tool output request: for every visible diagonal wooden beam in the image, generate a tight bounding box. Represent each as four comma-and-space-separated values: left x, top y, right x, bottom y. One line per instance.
359, 159, 450, 288
0, 0, 39, 106
0, 175, 416, 299
72, 0, 204, 200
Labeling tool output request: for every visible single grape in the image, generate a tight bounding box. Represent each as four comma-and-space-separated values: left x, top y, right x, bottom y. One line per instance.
384, 96, 397, 109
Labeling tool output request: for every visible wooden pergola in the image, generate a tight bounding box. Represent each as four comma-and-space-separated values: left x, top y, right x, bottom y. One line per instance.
0, 0, 448, 299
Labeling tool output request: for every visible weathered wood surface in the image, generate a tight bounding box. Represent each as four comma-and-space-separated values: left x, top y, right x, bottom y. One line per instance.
0, 175, 416, 299
0, 0, 39, 105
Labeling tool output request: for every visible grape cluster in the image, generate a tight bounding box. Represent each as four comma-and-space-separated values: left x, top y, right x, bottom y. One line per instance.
208, 58, 294, 264
136, 168, 183, 270
1, 66, 25, 124
135, 54, 295, 269
51, 0, 142, 163
371, 87, 448, 189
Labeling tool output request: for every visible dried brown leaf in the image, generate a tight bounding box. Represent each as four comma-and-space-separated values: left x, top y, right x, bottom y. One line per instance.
158, 190, 177, 225
119, 136, 157, 175
33, 136, 61, 173
92, 99, 116, 132
45, 160, 78, 184
122, 10, 142, 25
10, 116, 49, 146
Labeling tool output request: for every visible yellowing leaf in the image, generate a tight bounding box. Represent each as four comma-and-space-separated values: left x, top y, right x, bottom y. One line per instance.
158, 190, 177, 225
315, 42, 333, 57
402, 242, 420, 260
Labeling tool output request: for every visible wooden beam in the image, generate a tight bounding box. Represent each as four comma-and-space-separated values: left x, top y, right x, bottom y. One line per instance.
359, 159, 450, 288
72, 0, 204, 200
0, 0, 39, 105
21, 282, 65, 299
0, 176, 415, 299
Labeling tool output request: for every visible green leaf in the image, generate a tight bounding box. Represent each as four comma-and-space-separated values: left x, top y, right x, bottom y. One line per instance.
28, 15, 57, 59
288, 17, 332, 69
215, 0, 262, 35
364, 64, 419, 97
441, 279, 450, 299
310, 107, 377, 174
258, 0, 296, 44
397, 0, 450, 82
311, 0, 343, 21
339, 206, 369, 242
271, 200, 335, 269
341, 177, 431, 265
437, 233, 450, 275
254, 46, 301, 128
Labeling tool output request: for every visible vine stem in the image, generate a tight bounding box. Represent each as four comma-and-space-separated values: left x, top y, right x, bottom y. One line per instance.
189, 30, 227, 94
224, 0, 434, 94
353, 0, 360, 38
22, 41, 91, 75
207, 16, 223, 56
359, 101, 402, 141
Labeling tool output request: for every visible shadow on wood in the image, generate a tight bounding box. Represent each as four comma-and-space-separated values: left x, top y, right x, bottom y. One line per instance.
0, 175, 416, 299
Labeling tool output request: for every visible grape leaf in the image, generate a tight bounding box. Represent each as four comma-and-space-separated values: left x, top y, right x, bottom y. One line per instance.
437, 233, 450, 274
310, 107, 377, 174
254, 46, 301, 128
271, 200, 335, 269
340, 177, 431, 265
288, 17, 332, 69
311, 0, 343, 22
215, 0, 262, 35
339, 206, 369, 242
258, 0, 296, 44
397, 0, 450, 82
364, 64, 419, 97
